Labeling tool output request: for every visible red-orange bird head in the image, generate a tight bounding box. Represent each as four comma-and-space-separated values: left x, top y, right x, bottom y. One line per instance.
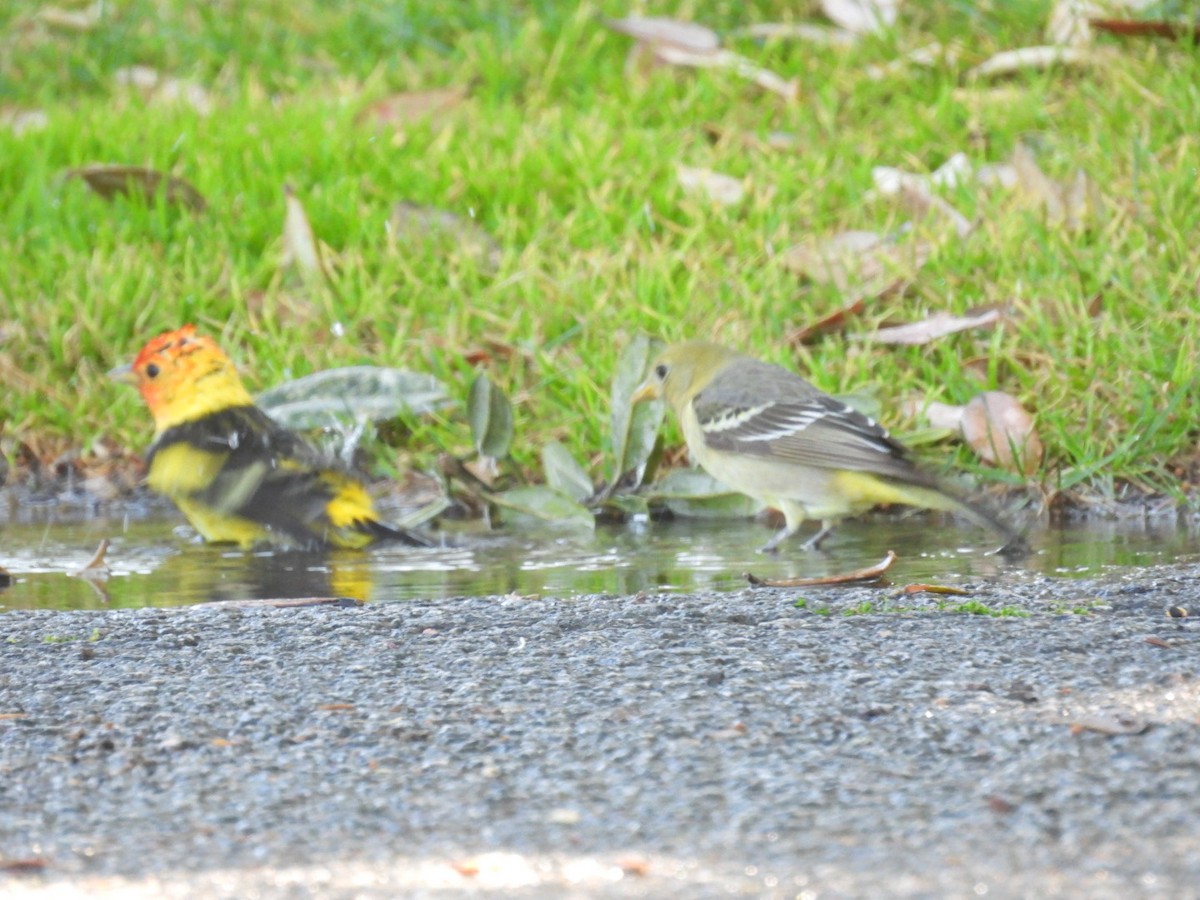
111, 325, 254, 434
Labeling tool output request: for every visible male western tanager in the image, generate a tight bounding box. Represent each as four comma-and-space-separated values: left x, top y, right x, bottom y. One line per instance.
632, 341, 1024, 553
111, 325, 428, 551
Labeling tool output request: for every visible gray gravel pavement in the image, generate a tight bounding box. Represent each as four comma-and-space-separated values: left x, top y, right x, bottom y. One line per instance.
2, 566, 1199, 898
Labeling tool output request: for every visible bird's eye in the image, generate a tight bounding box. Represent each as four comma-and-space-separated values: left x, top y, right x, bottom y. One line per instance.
145, 363, 160, 378
654, 364, 668, 379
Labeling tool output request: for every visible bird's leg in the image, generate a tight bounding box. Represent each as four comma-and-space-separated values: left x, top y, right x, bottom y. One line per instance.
759, 526, 791, 554
799, 520, 836, 552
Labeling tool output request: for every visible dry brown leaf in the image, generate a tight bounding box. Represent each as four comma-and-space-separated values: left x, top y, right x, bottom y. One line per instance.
745, 551, 897, 587
358, 86, 469, 127
676, 165, 745, 205
113, 66, 213, 115
65, 164, 207, 212
280, 185, 324, 277
786, 298, 869, 345
730, 22, 858, 47
961, 391, 1043, 475
37, 2, 102, 30
967, 46, 1091, 79
1088, 18, 1200, 44
861, 307, 1003, 345
1, 107, 48, 135
820, 0, 900, 35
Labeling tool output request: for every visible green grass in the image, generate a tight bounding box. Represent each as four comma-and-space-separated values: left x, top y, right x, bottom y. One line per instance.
1, 1, 1198, 502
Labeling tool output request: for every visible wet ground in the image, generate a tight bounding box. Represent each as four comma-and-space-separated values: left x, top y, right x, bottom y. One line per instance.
2, 509, 1199, 897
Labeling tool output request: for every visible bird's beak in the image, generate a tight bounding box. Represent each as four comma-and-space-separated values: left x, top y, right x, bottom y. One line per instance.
630, 379, 660, 405
107, 363, 137, 385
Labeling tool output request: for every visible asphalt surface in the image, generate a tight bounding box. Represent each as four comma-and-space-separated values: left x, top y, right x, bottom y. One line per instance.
2, 566, 1199, 898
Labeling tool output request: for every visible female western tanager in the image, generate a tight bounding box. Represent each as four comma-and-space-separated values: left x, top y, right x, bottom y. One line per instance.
632, 341, 1024, 554
111, 325, 429, 551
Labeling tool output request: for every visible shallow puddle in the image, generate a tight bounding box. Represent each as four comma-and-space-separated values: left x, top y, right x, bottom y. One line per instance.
1, 509, 1197, 610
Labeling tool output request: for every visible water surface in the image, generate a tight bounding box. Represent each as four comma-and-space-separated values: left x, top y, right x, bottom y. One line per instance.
1, 509, 1196, 611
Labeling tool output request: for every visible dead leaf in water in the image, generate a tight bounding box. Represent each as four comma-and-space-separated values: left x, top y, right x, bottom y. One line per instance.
746, 551, 897, 587
65, 165, 207, 212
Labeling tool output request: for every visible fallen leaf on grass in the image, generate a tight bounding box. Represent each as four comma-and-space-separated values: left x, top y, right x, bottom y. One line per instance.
359, 85, 469, 128
858, 306, 1004, 345
745, 550, 897, 587
783, 231, 933, 294
865, 42, 958, 79
785, 297, 869, 345
967, 46, 1091, 79
820, 0, 900, 35
604, 16, 719, 52
729, 22, 858, 47
605, 17, 798, 100
37, 2, 101, 30
388, 201, 502, 269
872, 152, 972, 195
113, 66, 213, 114
1089, 18, 1200, 44
280, 184, 325, 278
1070, 712, 1149, 736
676, 165, 745, 205
961, 391, 1043, 474
652, 45, 799, 100
65, 164, 207, 212
896, 182, 973, 239
1046, 0, 1103, 47
0, 107, 48, 135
